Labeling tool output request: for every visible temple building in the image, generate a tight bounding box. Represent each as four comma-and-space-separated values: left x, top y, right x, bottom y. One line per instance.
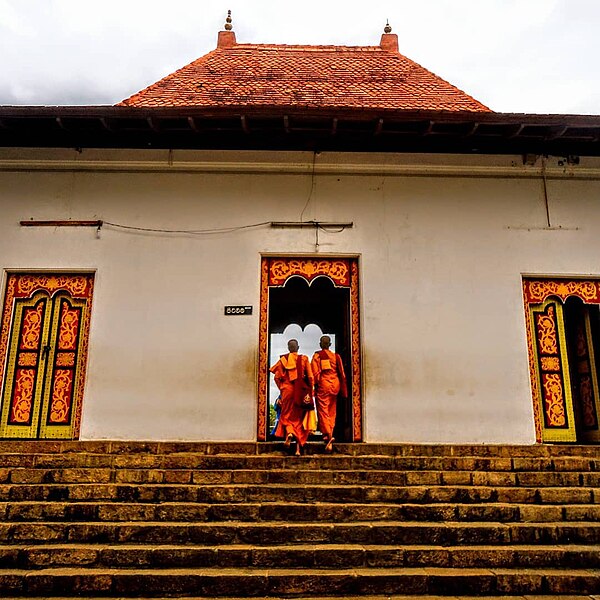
1, 15, 600, 445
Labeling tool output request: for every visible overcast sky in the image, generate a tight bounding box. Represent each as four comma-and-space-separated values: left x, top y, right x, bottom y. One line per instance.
1, 0, 599, 114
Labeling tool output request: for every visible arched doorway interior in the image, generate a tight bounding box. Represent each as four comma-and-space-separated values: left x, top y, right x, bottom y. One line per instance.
258, 257, 362, 442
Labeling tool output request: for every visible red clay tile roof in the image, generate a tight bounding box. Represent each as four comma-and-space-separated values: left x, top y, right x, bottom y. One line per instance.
119, 40, 491, 112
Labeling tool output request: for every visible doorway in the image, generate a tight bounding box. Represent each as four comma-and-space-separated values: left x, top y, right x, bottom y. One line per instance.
258, 257, 362, 442
524, 277, 600, 443
268, 276, 352, 441
563, 297, 600, 442
0, 273, 94, 439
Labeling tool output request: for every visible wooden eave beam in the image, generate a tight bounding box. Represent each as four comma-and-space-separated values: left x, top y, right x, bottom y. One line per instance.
463, 123, 480, 137
146, 117, 160, 132
508, 123, 526, 139
55, 117, 68, 131
241, 115, 250, 134
187, 117, 200, 133
99, 118, 112, 132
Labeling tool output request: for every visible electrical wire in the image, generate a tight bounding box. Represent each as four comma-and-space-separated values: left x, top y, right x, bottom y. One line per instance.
317, 225, 346, 233
299, 151, 317, 222
102, 220, 272, 235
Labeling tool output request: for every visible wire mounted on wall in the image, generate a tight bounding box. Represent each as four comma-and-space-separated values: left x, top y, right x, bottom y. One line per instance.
299, 151, 318, 222
20, 219, 273, 236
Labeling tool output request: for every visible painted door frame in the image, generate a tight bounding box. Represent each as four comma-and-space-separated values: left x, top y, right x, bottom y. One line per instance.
257, 256, 363, 442
523, 277, 600, 443
0, 272, 95, 439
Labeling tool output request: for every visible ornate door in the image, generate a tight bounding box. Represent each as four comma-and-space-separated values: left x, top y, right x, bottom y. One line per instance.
524, 279, 600, 443
527, 299, 577, 442
0, 274, 94, 439
258, 257, 362, 442
565, 304, 600, 443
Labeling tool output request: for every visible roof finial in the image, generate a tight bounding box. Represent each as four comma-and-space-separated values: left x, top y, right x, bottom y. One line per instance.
224, 10, 233, 31
384, 19, 392, 34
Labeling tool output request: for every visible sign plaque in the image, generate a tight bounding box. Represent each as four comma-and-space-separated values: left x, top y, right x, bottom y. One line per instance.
224, 305, 253, 316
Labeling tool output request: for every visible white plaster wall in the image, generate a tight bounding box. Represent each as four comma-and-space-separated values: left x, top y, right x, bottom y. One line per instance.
1, 149, 599, 443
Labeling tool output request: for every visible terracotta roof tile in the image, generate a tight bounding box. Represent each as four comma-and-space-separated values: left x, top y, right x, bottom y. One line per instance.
119, 41, 491, 112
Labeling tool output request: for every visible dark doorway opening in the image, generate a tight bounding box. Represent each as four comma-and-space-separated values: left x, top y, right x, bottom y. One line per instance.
564, 296, 600, 442
268, 276, 352, 442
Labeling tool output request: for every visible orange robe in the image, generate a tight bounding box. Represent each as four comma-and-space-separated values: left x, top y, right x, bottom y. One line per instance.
270, 352, 314, 446
311, 349, 347, 440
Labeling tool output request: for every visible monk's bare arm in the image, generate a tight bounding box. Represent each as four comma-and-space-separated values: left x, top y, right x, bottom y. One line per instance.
304, 356, 315, 386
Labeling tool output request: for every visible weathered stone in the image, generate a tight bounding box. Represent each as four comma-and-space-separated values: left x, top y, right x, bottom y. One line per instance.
365, 546, 406, 567
8, 501, 67, 522
441, 471, 472, 486
11, 522, 65, 543
97, 503, 155, 521
252, 546, 314, 568
538, 488, 592, 504
426, 568, 496, 595
456, 504, 517, 522
451, 547, 514, 568
193, 470, 233, 484
564, 505, 600, 521
494, 569, 546, 594
0, 546, 21, 568
26, 546, 99, 568
1, 441, 599, 598
0, 572, 25, 594
518, 505, 563, 522
67, 523, 117, 543
403, 548, 450, 568
353, 568, 429, 595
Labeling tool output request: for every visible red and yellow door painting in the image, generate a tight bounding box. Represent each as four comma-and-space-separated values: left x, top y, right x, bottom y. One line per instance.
524, 278, 600, 443
258, 257, 362, 442
0, 274, 94, 439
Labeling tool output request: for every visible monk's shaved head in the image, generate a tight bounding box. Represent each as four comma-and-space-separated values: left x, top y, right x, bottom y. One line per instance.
320, 335, 331, 349
288, 339, 299, 352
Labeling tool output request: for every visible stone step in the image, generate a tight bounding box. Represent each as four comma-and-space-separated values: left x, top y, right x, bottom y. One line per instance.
0, 566, 599, 596
3, 467, 600, 487
12, 597, 599, 600
1, 483, 597, 504
1, 543, 599, 570
1, 453, 597, 472
0, 520, 598, 546
1, 440, 599, 457
11, 597, 599, 600
2, 501, 599, 523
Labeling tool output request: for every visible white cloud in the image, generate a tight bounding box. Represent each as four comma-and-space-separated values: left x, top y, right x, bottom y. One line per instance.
0, 0, 599, 113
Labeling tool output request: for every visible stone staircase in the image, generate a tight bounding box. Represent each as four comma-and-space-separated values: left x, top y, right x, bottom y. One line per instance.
0, 441, 599, 598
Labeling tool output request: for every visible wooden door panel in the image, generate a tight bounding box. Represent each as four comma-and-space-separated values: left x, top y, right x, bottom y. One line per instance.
39, 295, 88, 438
0, 294, 51, 438
529, 299, 577, 442
0, 274, 94, 439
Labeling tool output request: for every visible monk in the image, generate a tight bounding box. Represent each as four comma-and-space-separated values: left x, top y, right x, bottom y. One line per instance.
270, 339, 314, 456
311, 335, 347, 453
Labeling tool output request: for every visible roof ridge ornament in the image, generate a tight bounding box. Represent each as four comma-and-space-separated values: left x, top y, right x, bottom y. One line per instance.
217, 10, 237, 47
380, 19, 398, 53
224, 10, 233, 31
